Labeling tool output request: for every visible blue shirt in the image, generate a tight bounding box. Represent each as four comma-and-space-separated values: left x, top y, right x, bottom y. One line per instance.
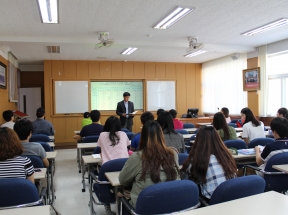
261, 138, 288, 160
131, 133, 141, 150
80, 123, 103, 137
32, 118, 54, 135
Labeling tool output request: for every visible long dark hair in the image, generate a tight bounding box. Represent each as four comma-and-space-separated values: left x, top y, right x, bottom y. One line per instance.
241, 107, 260, 126
221, 107, 229, 118
213, 112, 231, 140
181, 126, 237, 184
156, 112, 177, 134
103, 116, 121, 146
138, 121, 179, 183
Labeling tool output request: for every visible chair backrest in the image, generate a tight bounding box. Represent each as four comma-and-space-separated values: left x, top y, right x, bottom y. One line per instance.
93, 146, 101, 154
231, 119, 241, 123
264, 152, 288, 192
248, 138, 275, 149
224, 140, 246, 150
83, 135, 99, 143
29, 134, 50, 142
175, 129, 189, 135
183, 123, 195, 128
209, 175, 265, 205
121, 128, 130, 132
125, 132, 135, 140
37, 141, 53, 152
178, 153, 189, 165
135, 180, 199, 214
227, 123, 237, 128
24, 155, 44, 168
0, 178, 41, 209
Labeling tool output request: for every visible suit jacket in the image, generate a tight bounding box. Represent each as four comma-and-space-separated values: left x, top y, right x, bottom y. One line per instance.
116, 101, 135, 126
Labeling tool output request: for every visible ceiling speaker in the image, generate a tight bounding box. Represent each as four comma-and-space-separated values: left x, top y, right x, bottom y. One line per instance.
231, 53, 240, 60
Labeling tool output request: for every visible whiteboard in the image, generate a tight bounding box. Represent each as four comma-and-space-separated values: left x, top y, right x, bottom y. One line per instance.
91, 82, 143, 110
55, 81, 88, 114
147, 81, 176, 111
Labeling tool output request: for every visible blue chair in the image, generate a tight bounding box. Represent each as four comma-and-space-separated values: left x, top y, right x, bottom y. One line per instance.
37, 141, 53, 152
125, 132, 135, 140
178, 153, 189, 165
247, 138, 275, 149
83, 135, 99, 143
175, 129, 189, 135
185, 134, 196, 154
244, 152, 288, 193
200, 175, 265, 206
228, 123, 237, 128
183, 123, 195, 128
231, 119, 241, 123
121, 180, 200, 214
93, 146, 101, 154
30, 134, 50, 142
0, 178, 44, 209
24, 155, 44, 168
121, 128, 130, 132
224, 140, 246, 150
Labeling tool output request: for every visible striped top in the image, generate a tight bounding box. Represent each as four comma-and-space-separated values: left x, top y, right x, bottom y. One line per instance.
0, 156, 34, 179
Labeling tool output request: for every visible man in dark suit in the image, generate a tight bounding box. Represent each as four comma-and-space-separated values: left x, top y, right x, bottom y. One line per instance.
116, 92, 134, 132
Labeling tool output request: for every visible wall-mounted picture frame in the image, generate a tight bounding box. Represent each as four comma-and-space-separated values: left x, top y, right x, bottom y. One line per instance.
243, 67, 260, 91
0, 61, 7, 89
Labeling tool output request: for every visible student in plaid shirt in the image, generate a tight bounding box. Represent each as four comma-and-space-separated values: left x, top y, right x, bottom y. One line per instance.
181, 126, 237, 201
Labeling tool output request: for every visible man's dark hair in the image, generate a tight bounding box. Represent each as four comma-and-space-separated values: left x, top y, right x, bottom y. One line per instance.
157, 108, 165, 116
123, 92, 130, 97
83, 112, 90, 118
156, 111, 177, 134
90, 110, 100, 122
169, 109, 177, 119
2, 110, 13, 122
140, 112, 154, 125
36, 107, 45, 118
270, 117, 288, 138
14, 119, 33, 140
278, 107, 288, 116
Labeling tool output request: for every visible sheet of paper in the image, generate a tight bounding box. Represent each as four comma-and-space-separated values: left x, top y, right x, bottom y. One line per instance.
92, 154, 101, 159
131, 111, 138, 115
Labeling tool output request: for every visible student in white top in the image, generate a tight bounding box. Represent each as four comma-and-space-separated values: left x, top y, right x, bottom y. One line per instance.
221, 107, 231, 123
240, 107, 265, 145
0, 110, 15, 129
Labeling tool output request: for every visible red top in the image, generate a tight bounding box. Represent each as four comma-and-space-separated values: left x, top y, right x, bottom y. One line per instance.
173, 118, 184, 130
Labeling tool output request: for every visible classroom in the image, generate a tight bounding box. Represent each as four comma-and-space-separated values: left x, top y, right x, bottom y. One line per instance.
0, 1, 288, 215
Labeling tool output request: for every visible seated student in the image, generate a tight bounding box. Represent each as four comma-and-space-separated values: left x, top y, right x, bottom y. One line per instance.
32, 107, 54, 135
213, 112, 237, 141
221, 107, 231, 123
119, 120, 179, 208
1, 110, 15, 129
97, 116, 129, 215
181, 126, 237, 201
156, 108, 165, 117
169, 109, 184, 129
82, 112, 92, 127
130, 112, 154, 152
241, 107, 265, 145
0, 127, 34, 183
255, 117, 288, 173
74, 110, 103, 141
277, 107, 288, 118
156, 111, 185, 153
14, 119, 49, 167
285, 113, 288, 120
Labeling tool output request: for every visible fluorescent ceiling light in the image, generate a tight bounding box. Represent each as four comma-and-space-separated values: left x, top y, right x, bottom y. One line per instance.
37, 0, 59, 23
121, 47, 138, 55
154, 6, 195, 29
241, 18, 288, 36
184, 50, 207, 57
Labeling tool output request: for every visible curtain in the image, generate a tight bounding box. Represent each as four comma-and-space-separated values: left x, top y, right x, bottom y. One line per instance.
8, 52, 18, 102
258, 45, 268, 116
202, 54, 247, 115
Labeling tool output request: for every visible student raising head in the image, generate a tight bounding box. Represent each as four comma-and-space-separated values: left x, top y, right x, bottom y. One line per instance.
119, 120, 180, 208
213, 112, 237, 141
156, 111, 185, 153
277, 107, 288, 118
181, 126, 237, 201
221, 107, 231, 123
32, 107, 55, 135
240, 107, 265, 145
1, 110, 15, 129
0, 127, 34, 183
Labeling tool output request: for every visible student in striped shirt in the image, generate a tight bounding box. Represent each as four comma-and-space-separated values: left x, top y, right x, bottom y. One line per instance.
0, 127, 34, 183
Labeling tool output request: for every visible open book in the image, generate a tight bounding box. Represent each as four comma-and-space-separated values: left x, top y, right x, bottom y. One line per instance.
92, 154, 101, 159
129, 111, 138, 115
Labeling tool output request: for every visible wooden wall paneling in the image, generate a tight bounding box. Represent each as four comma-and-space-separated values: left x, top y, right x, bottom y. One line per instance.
111, 62, 123, 79
65, 117, 79, 145
52, 117, 66, 143
77, 61, 89, 78
51, 61, 64, 78
165, 63, 176, 78
247, 57, 259, 116
122, 62, 134, 78
247, 58, 258, 69
64, 61, 77, 78
76, 117, 83, 130
99, 62, 112, 78
195, 64, 202, 113
155, 63, 166, 78
88, 62, 100, 79
133, 62, 145, 79
44, 61, 52, 120
144, 63, 155, 79
185, 64, 196, 111
175, 64, 186, 116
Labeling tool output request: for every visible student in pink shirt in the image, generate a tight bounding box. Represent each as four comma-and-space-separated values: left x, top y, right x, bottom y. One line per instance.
169, 109, 183, 130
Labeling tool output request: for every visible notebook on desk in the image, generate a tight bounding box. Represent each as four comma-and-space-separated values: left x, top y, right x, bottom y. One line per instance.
238, 149, 256, 155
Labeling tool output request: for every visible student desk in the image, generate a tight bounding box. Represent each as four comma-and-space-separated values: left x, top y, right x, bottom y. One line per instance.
234, 127, 243, 132
183, 128, 197, 133
183, 134, 193, 140
177, 191, 288, 215
74, 130, 80, 135
47, 142, 55, 150
105, 171, 121, 187
196, 123, 213, 127
0, 205, 51, 215
46, 151, 57, 205
48, 136, 54, 141
273, 164, 288, 173
34, 168, 47, 180
179, 118, 213, 128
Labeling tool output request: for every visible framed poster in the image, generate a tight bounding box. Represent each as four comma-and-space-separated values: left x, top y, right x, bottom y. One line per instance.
0, 61, 7, 89
243, 67, 260, 91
